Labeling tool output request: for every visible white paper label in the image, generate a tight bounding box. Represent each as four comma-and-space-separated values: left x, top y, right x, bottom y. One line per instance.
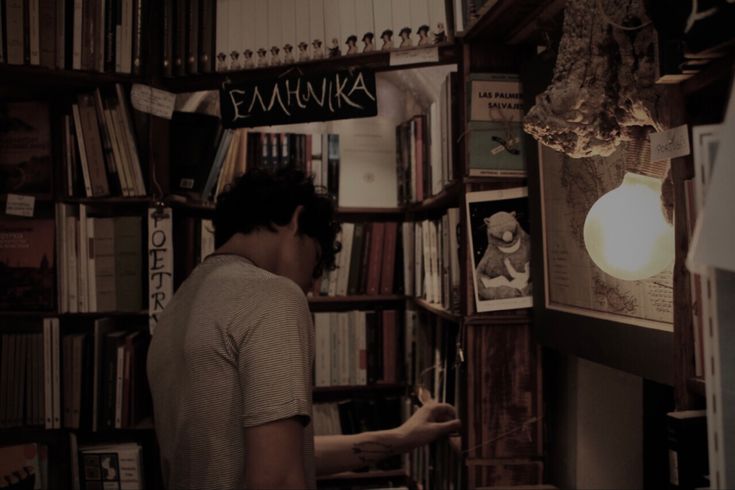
131, 84, 176, 120
5, 194, 35, 217
148, 207, 173, 335
650, 125, 691, 161
389, 47, 439, 66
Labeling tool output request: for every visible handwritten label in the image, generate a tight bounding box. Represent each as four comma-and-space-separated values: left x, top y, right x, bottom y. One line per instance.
148, 207, 173, 335
220, 69, 377, 128
650, 125, 690, 161
5, 194, 35, 217
389, 47, 440, 66
131, 84, 176, 120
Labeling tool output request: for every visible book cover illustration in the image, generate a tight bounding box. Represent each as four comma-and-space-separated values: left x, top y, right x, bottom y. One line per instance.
466, 73, 525, 177
0, 217, 56, 311
0, 101, 52, 195
0, 443, 48, 490
466, 187, 532, 312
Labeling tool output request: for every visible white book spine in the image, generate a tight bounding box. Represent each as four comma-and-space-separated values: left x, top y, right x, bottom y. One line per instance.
114, 344, 125, 428
114, 85, 145, 195
79, 205, 89, 312
215, 0, 229, 71
323, 0, 341, 57
29, 0, 40, 64
339, 313, 350, 386
87, 217, 97, 312
348, 311, 357, 385
43, 320, 53, 428
391, 0, 412, 48
280, 0, 297, 64
72, 104, 94, 197
338, 0, 357, 55
267, 0, 283, 66
67, 215, 79, 313
410, 0, 431, 46
329, 314, 340, 385
355, 0, 375, 53
254, 0, 269, 66
241, 0, 257, 68
308, 0, 326, 60
103, 107, 131, 196
294, 0, 311, 61
227, 0, 242, 70
372, 0, 392, 51
357, 312, 367, 385
414, 221, 423, 298
315, 313, 331, 387
448, 207, 460, 307
430, 101, 443, 195
52, 319, 61, 428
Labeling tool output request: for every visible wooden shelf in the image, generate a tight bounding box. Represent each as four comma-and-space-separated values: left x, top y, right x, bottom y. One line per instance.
158, 44, 459, 93
464, 309, 532, 325
314, 383, 406, 394
316, 468, 408, 482
407, 180, 462, 214
462, 0, 566, 44
681, 52, 735, 95
61, 196, 154, 206
687, 377, 706, 398
413, 298, 462, 323
0, 64, 139, 89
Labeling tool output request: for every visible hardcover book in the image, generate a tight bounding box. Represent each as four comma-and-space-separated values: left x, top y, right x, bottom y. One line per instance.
0, 101, 53, 195
169, 111, 223, 199
0, 217, 56, 311
467, 73, 525, 177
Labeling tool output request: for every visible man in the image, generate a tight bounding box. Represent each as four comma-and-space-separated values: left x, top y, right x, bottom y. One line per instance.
148, 168, 461, 489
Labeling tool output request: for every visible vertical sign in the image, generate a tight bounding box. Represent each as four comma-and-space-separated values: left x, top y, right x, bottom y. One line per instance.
148, 207, 173, 334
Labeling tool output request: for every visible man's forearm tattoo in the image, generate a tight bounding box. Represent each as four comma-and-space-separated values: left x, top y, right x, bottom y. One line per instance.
351, 441, 393, 464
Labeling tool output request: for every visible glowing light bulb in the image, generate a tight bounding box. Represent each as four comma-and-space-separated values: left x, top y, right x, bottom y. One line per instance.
583, 172, 674, 281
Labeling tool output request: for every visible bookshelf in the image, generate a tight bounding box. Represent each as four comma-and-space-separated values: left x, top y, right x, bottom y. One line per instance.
5, 0, 725, 489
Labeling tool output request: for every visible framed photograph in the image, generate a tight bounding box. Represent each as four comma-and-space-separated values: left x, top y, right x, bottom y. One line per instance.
521, 55, 674, 385
537, 143, 674, 332
466, 187, 532, 313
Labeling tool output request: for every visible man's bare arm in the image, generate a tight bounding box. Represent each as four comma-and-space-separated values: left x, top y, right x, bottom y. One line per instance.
315, 401, 461, 476
243, 417, 309, 489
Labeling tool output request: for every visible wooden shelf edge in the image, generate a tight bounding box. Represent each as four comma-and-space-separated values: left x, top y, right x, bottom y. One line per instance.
464, 309, 532, 325
314, 383, 406, 394
157, 44, 459, 93
407, 180, 462, 213
316, 468, 408, 482
0, 64, 140, 87
412, 298, 462, 323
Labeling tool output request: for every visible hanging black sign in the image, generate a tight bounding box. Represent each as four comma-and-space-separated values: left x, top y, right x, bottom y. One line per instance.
220, 69, 378, 128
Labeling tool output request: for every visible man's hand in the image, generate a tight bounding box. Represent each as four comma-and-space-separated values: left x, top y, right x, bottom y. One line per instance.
396, 400, 462, 448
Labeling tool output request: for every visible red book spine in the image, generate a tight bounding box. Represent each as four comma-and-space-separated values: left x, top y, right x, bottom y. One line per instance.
379, 222, 398, 294
366, 222, 385, 295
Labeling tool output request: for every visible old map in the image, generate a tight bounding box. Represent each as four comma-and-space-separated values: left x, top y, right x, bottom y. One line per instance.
539, 144, 673, 331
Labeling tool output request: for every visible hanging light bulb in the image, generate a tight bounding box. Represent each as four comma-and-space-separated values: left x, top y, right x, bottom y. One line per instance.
582, 143, 674, 281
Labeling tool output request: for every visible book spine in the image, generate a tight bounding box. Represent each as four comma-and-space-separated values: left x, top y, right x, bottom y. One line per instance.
131, 0, 143, 75
72, 0, 82, 69
382, 310, 397, 383
114, 344, 124, 428
366, 222, 385, 295
52, 319, 61, 428
174, 0, 186, 75
380, 221, 398, 294
162, 0, 173, 75
214, 0, 227, 72
198, 0, 213, 72
0, 2, 5, 63
187, 0, 199, 73
28, 0, 39, 64
71, 104, 94, 197
43, 322, 53, 428
38, 0, 55, 68
5, 0, 24, 65
71, 335, 83, 428
104, 0, 116, 71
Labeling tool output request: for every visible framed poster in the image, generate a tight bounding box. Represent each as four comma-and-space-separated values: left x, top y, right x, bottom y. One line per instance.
537, 143, 674, 332
466, 187, 532, 313
521, 54, 674, 385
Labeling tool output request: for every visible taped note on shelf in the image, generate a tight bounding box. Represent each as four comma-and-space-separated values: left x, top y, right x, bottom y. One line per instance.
650, 124, 690, 161
131, 84, 176, 119
148, 207, 173, 334
5, 194, 35, 217
389, 47, 439, 66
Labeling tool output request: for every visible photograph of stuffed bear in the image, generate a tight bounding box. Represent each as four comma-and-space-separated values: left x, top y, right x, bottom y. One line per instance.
466, 187, 533, 312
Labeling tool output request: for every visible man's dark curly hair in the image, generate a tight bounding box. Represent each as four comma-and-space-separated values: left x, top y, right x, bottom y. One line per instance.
214, 167, 341, 278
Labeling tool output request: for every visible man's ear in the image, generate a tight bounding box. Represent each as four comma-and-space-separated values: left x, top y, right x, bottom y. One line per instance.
288, 205, 304, 235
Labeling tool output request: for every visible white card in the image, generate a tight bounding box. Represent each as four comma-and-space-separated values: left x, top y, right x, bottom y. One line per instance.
389, 47, 439, 66
5, 194, 35, 217
650, 124, 691, 161
131, 84, 176, 119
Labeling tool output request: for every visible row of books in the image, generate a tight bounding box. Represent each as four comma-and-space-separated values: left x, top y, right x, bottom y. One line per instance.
396, 73, 455, 204
0, 317, 150, 432
0, 320, 59, 429
63, 86, 146, 198
56, 206, 143, 314
312, 221, 401, 297
169, 111, 341, 203
0, 0, 144, 74
402, 210, 461, 312
163, 0, 451, 76
314, 309, 401, 387
0, 443, 48, 490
